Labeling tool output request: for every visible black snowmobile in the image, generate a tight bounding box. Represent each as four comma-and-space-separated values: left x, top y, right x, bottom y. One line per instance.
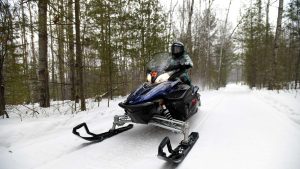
72, 52, 201, 163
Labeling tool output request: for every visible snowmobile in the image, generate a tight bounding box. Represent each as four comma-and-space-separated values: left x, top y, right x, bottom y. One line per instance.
72, 52, 201, 163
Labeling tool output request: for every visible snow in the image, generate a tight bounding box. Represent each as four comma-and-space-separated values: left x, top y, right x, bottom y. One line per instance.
0, 83, 300, 169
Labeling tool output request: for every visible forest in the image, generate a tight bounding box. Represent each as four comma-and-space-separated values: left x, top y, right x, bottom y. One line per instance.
0, 0, 299, 117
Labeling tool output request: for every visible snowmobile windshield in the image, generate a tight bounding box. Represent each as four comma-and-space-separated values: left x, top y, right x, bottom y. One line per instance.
146, 52, 172, 74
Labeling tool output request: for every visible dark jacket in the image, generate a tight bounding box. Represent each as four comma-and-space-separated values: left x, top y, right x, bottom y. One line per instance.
166, 53, 193, 85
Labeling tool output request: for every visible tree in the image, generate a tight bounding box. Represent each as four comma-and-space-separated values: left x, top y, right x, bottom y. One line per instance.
67, 0, 76, 100
0, 0, 10, 118
286, 0, 300, 89
263, 0, 271, 87
57, 0, 66, 100
191, 1, 218, 88
270, 0, 284, 89
239, 0, 271, 89
186, 0, 195, 52
28, 1, 39, 103
75, 0, 86, 111
217, 0, 232, 88
38, 0, 50, 107
20, 0, 31, 102
85, 0, 168, 98
1, 0, 170, 112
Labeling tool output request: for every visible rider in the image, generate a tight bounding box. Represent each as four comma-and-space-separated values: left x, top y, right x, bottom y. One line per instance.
165, 42, 193, 85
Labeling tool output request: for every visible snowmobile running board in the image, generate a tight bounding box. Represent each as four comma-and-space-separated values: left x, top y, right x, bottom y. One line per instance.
158, 132, 199, 163
72, 122, 133, 142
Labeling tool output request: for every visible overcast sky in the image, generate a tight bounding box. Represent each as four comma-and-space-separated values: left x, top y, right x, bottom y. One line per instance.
159, 0, 290, 33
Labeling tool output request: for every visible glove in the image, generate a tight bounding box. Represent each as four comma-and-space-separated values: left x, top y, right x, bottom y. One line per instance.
165, 64, 181, 71
181, 62, 192, 69
179, 60, 192, 68
165, 63, 192, 71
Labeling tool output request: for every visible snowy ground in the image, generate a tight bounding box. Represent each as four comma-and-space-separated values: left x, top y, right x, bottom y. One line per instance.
0, 84, 300, 169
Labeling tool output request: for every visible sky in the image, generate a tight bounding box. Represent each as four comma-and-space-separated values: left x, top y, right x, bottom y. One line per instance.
159, 0, 291, 34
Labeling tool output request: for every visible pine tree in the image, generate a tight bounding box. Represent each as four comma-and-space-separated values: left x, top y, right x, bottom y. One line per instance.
286, 0, 300, 89
0, 0, 10, 118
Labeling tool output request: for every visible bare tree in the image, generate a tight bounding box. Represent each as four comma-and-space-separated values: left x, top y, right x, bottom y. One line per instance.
263, 0, 270, 87
57, 0, 65, 100
186, 0, 194, 52
75, 0, 86, 111
20, 0, 30, 101
204, 0, 214, 88
270, 0, 284, 89
38, 0, 50, 107
67, 0, 76, 100
218, 0, 232, 88
28, 1, 39, 103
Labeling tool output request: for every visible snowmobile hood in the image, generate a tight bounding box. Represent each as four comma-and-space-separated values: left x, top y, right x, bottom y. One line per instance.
125, 80, 180, 105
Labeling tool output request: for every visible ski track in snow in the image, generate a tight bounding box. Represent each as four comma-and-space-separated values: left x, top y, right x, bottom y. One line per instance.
0, 84, 300, 169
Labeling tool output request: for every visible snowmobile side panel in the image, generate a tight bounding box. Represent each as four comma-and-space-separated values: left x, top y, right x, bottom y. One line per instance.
165, 85, 199, 121
72, 122, 133, 142
119, 102, 158, 124
157, 132, 199, 163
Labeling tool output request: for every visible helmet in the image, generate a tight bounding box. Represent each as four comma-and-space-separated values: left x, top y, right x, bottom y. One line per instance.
171, 42, 185, 58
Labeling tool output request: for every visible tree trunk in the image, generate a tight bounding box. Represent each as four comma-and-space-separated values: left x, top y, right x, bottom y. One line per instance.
181, 1, 185, 37
263, 0, 270, 87
67, 0, 76, 100
204, 0, 212, 88
250, 0, 256, 88
218, 0, 232, 88
49, 5, 57, 101
38, 0, 50, 107
270, 0, 284, 89
28, 1, 39, 103
75, 0, 86, 111
0, 53, 4, 117
57, 0, 65, 100
0, 2, 8, 117
295, 47, 300, 89
295, 5, 300, 89
186, 0, 194, 53
257, 0, 262, 23
20, 0, 30, 102
0, 64, 8, 117
108, 10, 113, 101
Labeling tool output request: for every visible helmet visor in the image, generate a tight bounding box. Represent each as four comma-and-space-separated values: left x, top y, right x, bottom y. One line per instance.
172, 45, 183, 55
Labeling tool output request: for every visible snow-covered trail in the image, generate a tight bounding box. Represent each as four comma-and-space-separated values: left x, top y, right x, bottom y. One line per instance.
185, 85, 300, 169
0, 84, 300, 169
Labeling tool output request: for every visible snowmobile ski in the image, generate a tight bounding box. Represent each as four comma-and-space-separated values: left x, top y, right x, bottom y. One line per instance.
157, 132, 199, 163
72, 122, 133, 142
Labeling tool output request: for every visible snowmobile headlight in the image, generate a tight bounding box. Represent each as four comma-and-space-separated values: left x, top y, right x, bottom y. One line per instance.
155, 73, 170, 83
147, 73, 151, 82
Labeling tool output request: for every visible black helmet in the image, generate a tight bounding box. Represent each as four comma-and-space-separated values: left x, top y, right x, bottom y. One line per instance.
171, 42, 185, 58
